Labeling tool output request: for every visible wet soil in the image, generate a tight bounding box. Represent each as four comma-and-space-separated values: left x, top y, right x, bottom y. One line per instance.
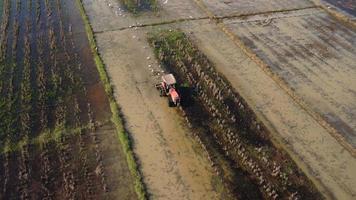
93, 27, 221, 199
149, 30, 322, 200
81, 0, 356, 199
0, 0, 137, 199
324, 0, 356, 16
225, 8, 356, 149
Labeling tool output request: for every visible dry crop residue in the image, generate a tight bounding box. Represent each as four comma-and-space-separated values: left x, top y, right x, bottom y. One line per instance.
0, 0, 136, 199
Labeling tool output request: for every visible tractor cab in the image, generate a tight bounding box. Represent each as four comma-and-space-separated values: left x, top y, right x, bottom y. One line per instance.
161, 74, 177, 92
156, 74, 181, 107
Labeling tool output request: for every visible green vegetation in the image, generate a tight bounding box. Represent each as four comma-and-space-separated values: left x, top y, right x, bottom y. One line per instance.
120, 0, 157, 13
0, 0, 140, 198
1, 125, 88, 154
76, 0, 147, 199
0, 0, 87, 154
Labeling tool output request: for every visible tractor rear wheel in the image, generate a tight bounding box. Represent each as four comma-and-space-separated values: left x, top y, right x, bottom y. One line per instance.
168, 97, 174, 107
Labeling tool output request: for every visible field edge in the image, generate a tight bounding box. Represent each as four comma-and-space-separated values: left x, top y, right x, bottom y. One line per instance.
75, 0, 148, 199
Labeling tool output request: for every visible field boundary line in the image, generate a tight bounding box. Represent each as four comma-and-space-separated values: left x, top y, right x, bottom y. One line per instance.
94, 6, 320, 35
191, 0, 356, 157
94, 16, 210, 34
312, 0, 356, 28
76, 0, 148, 199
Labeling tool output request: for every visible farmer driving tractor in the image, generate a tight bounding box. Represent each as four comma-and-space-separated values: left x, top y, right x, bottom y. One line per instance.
156, 74, 181, 107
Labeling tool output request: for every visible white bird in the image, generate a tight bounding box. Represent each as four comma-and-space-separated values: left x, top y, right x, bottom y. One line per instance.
163, 0, 168, 4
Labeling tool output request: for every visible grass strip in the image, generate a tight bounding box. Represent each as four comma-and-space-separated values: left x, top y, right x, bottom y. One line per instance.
1, 124, 90, 154
76, 1, 147, 199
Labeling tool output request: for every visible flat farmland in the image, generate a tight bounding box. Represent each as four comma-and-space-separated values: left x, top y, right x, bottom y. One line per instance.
0, 0, 136, 199
224, 8, 356, 149
82, 0, 356, 199
323, 0, 356, 16
1, 0, 355, 199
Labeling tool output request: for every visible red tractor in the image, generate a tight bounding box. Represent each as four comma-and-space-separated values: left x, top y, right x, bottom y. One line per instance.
155, 74, 181, 107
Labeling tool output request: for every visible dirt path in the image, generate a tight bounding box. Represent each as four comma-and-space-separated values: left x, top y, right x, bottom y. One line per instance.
94, 28, 220, 200
82, 0, 356, 199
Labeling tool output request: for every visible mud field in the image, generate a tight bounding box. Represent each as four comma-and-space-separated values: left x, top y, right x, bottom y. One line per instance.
82, 0, 356, 199
0, 0, 136, 199
323, 0, 356, 16
197, 0, 315, 17
225, 7, 356, 148
149, 30, 322, 199
1, 0, 355, 199
0, 2, 3, 20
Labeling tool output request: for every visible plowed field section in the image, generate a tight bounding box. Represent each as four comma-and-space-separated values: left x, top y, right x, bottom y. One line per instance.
324, 0, 356, 16
226, 10, 356, 148
0, 0, 136, 199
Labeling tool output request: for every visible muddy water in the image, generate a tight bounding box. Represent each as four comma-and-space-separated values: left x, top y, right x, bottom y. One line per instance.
0, 0, 111, 135
324, 0, 356, 16
60, 0, 113, 121
0, 0, 137, 199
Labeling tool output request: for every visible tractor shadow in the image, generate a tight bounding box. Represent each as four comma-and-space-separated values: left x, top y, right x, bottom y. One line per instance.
177, 86, 198, 108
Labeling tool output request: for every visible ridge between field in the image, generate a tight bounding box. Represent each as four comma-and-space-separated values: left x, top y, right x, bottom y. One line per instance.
93, 5, 319, 34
